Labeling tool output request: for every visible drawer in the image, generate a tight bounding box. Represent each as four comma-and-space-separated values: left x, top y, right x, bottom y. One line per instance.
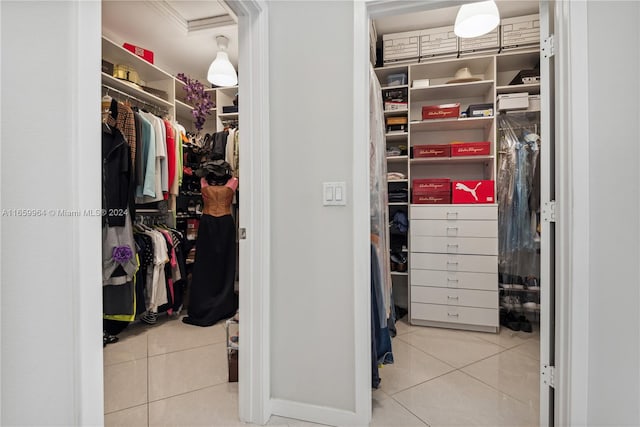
411, 236, 498, 256
411, 303, 498, 327
411, 286, 497, 309
411, 219, 497, 238
411, 205, 497, 220
411, 253, 497, 273
411, 269, 497, 291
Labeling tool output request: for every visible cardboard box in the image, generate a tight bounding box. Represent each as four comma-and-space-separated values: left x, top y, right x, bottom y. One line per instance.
412, 178, 451, 194
459, 27, 500, 55
123, 42, 154, 64
501, 14, 540, 50
384, 101, 408, 111
422, 103, 460, 120
383, 30, 421, 64
497, 93, 529, 111
450, 141, 491, 157
419, 26, 458, 59
412, 79, 430, 89
413, 144, 450, 158
413, 192, 451, 204
527, 95, 541, 112
466, 103, 494, 117
452, 180, 495, 204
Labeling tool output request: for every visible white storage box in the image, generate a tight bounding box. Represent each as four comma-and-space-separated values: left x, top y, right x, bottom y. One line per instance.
527, 94, 541, 112
412, 79, 430, 89
497, 92, 529, 111
501, 14, 540, 50
420, 26, 458, 60
459, 27, 500, 55
383, 30, 421, 64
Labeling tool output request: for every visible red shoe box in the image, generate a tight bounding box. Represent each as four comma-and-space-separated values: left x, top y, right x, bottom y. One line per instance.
412, 178, 451, 194
422, 103, 460, 120
413, 144, 451, 158
451, 141, 491, 157
123, 42, 155, 64
452, 180, 495, 204
413, 192, 451, 204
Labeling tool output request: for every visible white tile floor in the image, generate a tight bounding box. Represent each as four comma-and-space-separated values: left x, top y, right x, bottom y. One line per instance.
104, 315, 540, 426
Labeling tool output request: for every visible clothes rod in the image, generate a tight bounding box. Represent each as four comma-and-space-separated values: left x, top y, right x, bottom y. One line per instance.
102, 84, 169, 114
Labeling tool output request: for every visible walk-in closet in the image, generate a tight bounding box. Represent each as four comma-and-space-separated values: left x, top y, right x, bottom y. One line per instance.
367, 1, 548, 425
101, 2, 243, 425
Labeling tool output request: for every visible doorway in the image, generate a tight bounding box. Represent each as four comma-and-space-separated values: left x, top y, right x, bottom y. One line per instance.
361, 1, 556, 425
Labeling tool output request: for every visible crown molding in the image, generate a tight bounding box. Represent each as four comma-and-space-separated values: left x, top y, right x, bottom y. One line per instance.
145, 0, 235, 35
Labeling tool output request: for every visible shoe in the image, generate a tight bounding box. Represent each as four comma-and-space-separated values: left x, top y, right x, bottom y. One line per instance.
519, 315, 533, 333
140, 311, 158, 325
187, 200, 196, 214
103, 330, 119, 347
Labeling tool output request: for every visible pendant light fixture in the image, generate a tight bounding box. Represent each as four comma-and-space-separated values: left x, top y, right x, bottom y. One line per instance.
207, 35, 238, 87
454, 0, 500, 39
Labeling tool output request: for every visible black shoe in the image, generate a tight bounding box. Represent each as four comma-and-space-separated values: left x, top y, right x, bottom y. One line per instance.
519, 315, 533, 333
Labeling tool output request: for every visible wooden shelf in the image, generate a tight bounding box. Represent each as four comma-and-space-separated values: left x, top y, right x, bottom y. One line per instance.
387, 155, 409, 162
410, 80, 494, 102
410, 155, 495, 165
497, 83, 541, 95
175, 99, 194, 118
385, 132, 408, 141
410, 116, 494, 132
101, 73, 174, 109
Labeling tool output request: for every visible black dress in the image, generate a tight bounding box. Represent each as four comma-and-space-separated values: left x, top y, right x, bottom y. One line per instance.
183, 185, 238, 326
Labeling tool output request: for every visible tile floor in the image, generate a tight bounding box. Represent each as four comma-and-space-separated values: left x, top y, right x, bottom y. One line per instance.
104, 316, 540, 426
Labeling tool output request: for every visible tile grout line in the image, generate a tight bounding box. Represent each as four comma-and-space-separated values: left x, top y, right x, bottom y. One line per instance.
105, 338, 227, 368
386, 395, 432, 427
146, 380, 232, 405
455, 369, 538, 408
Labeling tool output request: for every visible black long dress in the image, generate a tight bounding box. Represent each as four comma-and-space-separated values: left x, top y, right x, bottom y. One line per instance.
183, 185, 238, 326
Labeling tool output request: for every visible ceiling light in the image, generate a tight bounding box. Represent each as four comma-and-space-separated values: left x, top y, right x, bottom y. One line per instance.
207, 35, 237, 87
454, 1, 500, 39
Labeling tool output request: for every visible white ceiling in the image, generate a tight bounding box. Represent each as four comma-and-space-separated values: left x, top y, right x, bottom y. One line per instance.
102, 0, 237, 85
374, 1, 540, 36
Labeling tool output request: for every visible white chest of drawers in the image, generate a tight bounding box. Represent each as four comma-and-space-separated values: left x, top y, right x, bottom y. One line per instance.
409, 205, 499, 332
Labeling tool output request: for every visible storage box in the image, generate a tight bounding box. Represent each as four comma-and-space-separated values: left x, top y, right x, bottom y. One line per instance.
501, 14, 540, 50
497, 93, 529, 111
450, 141, 491, 157
419, 26, 458, 60
413, 192, 451, 204
386, 115, 408, 132
452, 180, 495, 204
384, 101, 408, 111
527, 95, 541, 112
413, 144, 450, 158
101, 60, 114, 75
387, 73, 408, 86
412, 79, 430, 89
222, 105, 239, 113
412, 178, 451, 194
509, 69, 540, 85
383, 30, 421, 64
466, 103, 494, 117
422, 103, 460, 120
123, 42, 154, 64
459, 27, 500, 55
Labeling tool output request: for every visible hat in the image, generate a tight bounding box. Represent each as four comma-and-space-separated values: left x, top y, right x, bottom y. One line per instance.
447, 67, 481, 84
195, 159, 233, 178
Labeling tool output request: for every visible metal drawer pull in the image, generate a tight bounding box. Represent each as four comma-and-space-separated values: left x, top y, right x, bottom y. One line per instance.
447, 278, 459, 283
447, 295, 459, 300
447, 313, 459, 317
446, 212, 459, 219
447, 261, 459, 265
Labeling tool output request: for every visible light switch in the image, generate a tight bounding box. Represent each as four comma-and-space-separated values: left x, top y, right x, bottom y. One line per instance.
323, 182, 347, 206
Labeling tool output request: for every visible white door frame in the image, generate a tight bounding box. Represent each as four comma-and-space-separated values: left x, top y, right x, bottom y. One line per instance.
226, 0, 272, 424
355, 1, 590, 426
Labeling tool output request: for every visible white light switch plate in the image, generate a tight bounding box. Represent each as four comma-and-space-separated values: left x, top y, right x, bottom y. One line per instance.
323, 182, 347, 206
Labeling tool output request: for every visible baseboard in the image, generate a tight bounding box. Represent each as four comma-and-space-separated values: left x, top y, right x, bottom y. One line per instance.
270, 398, 369, 427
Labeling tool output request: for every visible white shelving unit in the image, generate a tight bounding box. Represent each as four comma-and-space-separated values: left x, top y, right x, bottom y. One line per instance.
102, 35, 238, 135
376, 46, 541, 332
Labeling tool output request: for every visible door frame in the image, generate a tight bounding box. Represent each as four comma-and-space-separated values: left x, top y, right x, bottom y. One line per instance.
226, 0, 272, 424
354, 1, 589, 425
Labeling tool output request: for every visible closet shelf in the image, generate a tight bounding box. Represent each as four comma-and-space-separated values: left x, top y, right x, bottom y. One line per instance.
388, 179, 408, 183
102, 36, 174, 82
102, 73, 173, 109
387, 155, 409, 162
382, 84, 409, 91
391, 271, 409, 276
218, 112, 239, 118
496, 83, 541, 95
385, 132, 408, 141
410, 116, 493, 132
175, 99, 195, 119
410, 80, 494, 102
384, 109, 409, 116
410, 155, 495, 165
388, 202, 408, 206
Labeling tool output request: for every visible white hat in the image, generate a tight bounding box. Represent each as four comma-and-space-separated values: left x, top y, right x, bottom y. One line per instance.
447, 67, 481, 84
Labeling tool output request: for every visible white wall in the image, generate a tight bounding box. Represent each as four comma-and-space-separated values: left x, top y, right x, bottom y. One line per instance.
0, 1, 103, 425
585, 1, 640, 425
268, 0, 358, 414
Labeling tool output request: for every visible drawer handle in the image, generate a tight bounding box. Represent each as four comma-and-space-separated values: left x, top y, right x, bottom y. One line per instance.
447, 278, 459, 283
446, 212, 459, 220
447, 313, 459, 317
447, 295, 459, 300
446, 226, 459, 236
447, 261, 459, 265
